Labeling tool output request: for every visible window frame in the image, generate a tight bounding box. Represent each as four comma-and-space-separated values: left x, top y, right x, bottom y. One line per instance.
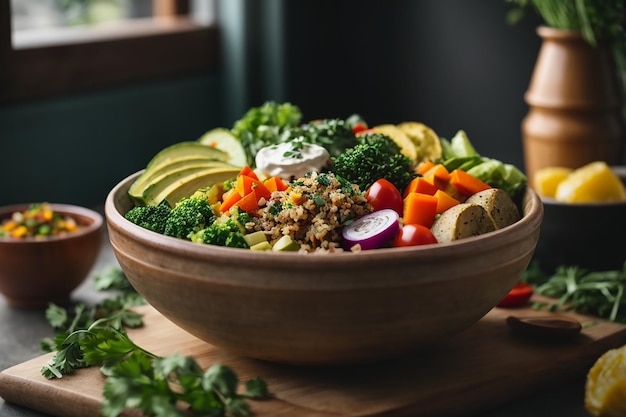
0, 0, 219, 104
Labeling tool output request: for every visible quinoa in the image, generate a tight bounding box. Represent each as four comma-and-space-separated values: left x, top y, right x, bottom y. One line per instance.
252, 171, 373, 251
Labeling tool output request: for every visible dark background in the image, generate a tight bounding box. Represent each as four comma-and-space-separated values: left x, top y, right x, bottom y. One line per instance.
0, 0, 543, 207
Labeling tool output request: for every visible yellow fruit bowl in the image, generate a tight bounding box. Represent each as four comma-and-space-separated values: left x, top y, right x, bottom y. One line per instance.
532, 165, 626, 272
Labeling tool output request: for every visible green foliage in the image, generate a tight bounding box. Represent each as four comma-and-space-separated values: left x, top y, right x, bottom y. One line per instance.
101, 350, 267, 417
189, 220, 249, 249
229, 101, 366, 168
329, 133, 417, 193
525, 261, 626, 322
40, 265, 269, 416
231, 101, 303, 167
164, 196, 216, 239
290, 118, 360, 159
124, 200, 171, 234
41, 267, 146, 378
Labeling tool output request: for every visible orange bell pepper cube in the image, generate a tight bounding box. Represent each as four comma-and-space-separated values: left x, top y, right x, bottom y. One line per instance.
416, 160, 435, 176
220, 189, 242, 212
237, 165, 259, 181
422, 164, 451, 190
403, 177, 439, 198
234, 191, 259, 212
434, 189, 460, 214
449, 169, 491, 197
403, 192, 438, 228
236, 175, 272, 201
263, 176, 289, 193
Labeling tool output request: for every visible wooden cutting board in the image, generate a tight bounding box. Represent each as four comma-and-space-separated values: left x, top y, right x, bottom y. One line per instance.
2, 302, 626, 417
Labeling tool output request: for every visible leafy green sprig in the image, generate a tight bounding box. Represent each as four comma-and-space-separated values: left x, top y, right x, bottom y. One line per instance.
41, 266, 147, 377
524, 261, 626, 322
40, 266, 269, 416
75, 326, 268, 417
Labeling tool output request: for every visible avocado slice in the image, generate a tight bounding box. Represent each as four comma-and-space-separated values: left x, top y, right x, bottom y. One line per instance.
129, 160, 235, 205
145, 142, 229, 171
144, 167, 241, 207
198, 128, 248, 168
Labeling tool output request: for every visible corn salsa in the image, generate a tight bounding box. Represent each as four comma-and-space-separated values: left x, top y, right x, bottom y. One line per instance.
0, 203, 81, 238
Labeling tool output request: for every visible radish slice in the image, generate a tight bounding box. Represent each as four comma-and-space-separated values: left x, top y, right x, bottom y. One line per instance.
342, 209, 400, 251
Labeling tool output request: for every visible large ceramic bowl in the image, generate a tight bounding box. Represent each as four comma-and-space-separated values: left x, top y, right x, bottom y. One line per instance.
105, 171, 543, 365
532, 166, 626, 273
0, 203, 103, 308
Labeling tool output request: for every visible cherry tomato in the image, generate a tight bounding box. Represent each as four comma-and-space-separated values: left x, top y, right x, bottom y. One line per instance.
393, 224, 438, 247
351, 122, 368, 134
365, 179, 403, 216
497, 281, 533, 308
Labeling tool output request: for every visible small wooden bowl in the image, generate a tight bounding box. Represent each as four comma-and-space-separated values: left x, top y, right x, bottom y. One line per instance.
0, 204, 103, 308
105, 171, 543, 365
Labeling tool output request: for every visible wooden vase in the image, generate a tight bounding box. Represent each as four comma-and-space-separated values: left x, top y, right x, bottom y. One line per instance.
522, 26, 626, 185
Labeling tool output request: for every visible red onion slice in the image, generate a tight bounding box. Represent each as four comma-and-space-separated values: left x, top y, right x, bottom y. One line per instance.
342, 209, 400, 251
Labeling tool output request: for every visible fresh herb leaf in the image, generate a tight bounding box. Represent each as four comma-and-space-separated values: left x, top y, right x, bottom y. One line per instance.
42, 266, 270, 417
527, 261, 626, 322
94, 266, 134, 292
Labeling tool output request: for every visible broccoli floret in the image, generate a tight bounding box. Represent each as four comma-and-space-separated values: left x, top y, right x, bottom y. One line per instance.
227, 206, 254, 233
189, 221, 249, 249
124, 201, 172, 234
329, 133, 417, 193
164, 196, 216, 239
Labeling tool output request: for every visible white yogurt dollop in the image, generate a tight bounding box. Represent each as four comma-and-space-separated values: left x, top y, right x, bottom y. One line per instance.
255, 140, 330, 179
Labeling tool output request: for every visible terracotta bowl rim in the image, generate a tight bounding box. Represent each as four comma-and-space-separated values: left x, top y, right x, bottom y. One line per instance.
0, 203, 103, 243
105, 170, 544, 266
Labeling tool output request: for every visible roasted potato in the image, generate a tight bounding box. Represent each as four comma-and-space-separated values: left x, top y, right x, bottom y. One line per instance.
465, 188, 520, 229
430, 203, 496, 243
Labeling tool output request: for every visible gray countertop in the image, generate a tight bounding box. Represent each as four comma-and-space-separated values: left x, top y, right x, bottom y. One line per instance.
0, 228, 594, 417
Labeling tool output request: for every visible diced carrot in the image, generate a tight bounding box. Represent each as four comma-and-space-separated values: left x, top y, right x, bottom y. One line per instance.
416, 160, 435, 176
236, 175, 253, 196
263, 177, 278, 193
263, 176, 289, 193
422, 164, 451, 190
403, 177, 439, 198
234, 191, 259, 213
273, 176, 289, 191
236, 174, 272, 204
252, 181, 272, 201
449, 169, 491, 196
220, 189, 242, 213
238, 166, 259, 181
434, 189, 460, 214
403, 192, 438, 228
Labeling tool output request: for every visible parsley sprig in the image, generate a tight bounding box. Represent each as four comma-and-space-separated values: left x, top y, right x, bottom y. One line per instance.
40, 266, 269, 417
525, 261, 626, 322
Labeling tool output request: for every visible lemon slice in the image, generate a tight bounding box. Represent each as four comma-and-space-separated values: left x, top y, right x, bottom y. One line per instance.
586, 345, 626, 417
370, 124, 417, 162
198, 128, 248, 168
554, 161, 626, 203
532, 166, 573, 198
397, 121, 442, 163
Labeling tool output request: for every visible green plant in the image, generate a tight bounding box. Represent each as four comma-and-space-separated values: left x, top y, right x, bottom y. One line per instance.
505, 0, 626, 73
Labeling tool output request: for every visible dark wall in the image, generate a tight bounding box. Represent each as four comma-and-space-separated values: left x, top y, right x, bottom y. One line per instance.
282, 0, 543, 169
0, 74, 224, 207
